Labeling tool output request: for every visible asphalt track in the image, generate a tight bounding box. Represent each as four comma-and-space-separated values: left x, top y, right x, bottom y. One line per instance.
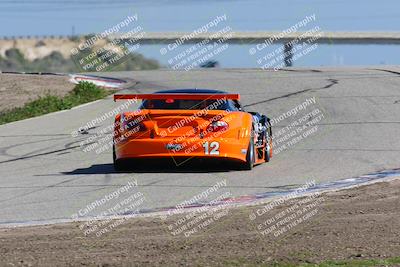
1, 67, 400, 226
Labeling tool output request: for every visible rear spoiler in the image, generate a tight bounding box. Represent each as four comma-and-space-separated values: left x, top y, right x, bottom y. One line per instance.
113, 93, 240, 102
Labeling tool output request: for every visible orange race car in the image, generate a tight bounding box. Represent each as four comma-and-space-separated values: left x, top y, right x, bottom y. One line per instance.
113, 89, 272, 170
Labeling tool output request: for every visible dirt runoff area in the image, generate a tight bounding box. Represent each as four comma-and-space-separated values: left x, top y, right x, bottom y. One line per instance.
0, 178, 399, 267
0, 73, 74, 112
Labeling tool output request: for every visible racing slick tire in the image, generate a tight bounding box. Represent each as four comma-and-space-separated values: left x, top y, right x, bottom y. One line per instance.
113, 145, 125, 172
242, 137, 255, 170
265, 142, 271, 162
265, 132, 272, 162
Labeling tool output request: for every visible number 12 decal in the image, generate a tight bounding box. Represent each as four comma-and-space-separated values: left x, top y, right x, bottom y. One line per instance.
203, 141, 220, 155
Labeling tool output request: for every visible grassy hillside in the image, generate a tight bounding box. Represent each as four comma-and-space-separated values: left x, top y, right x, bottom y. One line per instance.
0, 47, 160, 73
0, 81, 113, 124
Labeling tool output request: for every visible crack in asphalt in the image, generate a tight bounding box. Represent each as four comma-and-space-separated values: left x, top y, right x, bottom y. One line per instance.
0, 143, 89, 164
373, 68, 400, 76
0, 136, 69, 159
372, 69, 400, 105
243, 78, 339, 108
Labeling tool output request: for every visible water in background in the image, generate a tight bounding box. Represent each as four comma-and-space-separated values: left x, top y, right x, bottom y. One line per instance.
1, 0, 399, 67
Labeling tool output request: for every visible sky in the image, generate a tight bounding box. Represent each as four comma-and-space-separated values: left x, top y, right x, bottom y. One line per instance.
0, 0, 399, 67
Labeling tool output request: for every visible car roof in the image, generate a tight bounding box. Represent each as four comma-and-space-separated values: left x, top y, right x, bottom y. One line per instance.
154, 89, 228, 94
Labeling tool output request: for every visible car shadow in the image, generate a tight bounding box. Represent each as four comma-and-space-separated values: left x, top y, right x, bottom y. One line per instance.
62, 160, 241, 174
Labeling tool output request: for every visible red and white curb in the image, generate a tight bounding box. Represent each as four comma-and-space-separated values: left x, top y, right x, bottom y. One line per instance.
69, 74, 126, 89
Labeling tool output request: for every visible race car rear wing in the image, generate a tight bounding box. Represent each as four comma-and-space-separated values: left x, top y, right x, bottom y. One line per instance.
113, 93, 240, 101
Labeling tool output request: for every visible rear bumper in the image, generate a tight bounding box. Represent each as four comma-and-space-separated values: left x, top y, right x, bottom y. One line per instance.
115, 136, 249, 163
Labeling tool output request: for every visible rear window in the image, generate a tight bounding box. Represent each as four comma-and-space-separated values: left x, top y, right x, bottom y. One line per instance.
140, 99, 238, 111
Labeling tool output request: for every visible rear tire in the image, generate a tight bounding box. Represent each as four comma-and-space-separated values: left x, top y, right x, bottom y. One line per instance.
113, 145, 124, 172
265, 133, 272, 162
242, 137, 255, 170
265, 142, 271, 162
